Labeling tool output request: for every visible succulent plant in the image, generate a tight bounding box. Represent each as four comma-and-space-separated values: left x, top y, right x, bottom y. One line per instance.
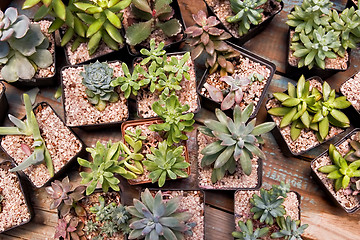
125, 0, 182, 46
54, 216, 85, 240
119, 134, 144, 176
45, 176, 86, 217
90, 196, 113, 221
232, 219, 269, 240
226, 0, 267, 37
127, 188, 195, 240
185, 10, 239, 75
84, 220, 98, 235
149, 94, 195, 146
199, 103, 275, 182
0, 94, 54, 176
318, 144, 360, 191
164, 52, 191, 82
137, 61, 167, 93
125, 126, 147, 142
111, 63, 148, 98
78, 141, 137, 195
0, 8, 53, 82
345, 132, 360, 162
140, 38, 166, 66
81, 61, 119, 111
143, 140, 190, 187
271, 216, 309, 239
272, 181, 291, 198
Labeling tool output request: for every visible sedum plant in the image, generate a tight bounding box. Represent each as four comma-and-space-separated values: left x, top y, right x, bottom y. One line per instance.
149, 94, 195, 146
125, 126, 146, 142
318, 144, 360, 191
127, 188, 195, 240
0, 8, 53, 82
125, 0, 182, 46
271, 216, 309, 239
140, 39, 166, 66
232, 219, 269, 240
143, 140, 190, 187
81, 61, 119, 111
185, 10, 239, 75
198, 103, 275, 182
0, 94, 54, 176
345, 132, 360, 162
226, 0, 267, 37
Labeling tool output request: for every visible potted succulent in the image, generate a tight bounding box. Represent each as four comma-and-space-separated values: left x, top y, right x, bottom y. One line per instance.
266, 75, 351, 157
340, 71, 360, 119
0, 94, 85, 188
127, 188, 204, 240
286, 0, 360, 79
0, 7, 56, 87
61, 60, 129, 128
203, 0, 284, 45
311, 129, 360, 213
23, 0, 131, 65
0, 161, 33, 234
197, 103, 275, 190
123, 0, 185, 55
233, 182, 308, 239
186, 11, 276, 118
0, 82, 8, 124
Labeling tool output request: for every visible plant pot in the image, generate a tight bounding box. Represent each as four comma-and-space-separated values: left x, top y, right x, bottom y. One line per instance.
310, 128, 360, 213
197, 129, 263, 190
0, 161, 34, 234
346, 0, 357, 9
265, 76, 347, 158
121, 118, 191, 185
286, 26, 350, 80
234, 190, 301, 234
340, 71, 360, 126
0, 20, 57, 88
124, 0, 186, 56
196, 41, 276, 119
0, 102, 85, 188
133, 52, 201, 118
0, 82, 8, 125
61, 60, 129, 129
0, 0, 11, 11
203, 0, 284, 45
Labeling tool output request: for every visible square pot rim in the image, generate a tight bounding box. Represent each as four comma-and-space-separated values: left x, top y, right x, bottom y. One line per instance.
0, 81, 5, 100
339, 70, 360, 116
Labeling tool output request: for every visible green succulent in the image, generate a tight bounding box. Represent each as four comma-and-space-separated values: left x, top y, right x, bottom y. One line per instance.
84, 220, 98, 235
0, 7, 30, 42
318, 144, 360, 191
232, 219, 269, 240
125, 126, 147, 142
226, 0, 267, 37
78, 141, 137, 195
0, 94, 54, 176
100, 220, 118, 237
140, 38, 166, 66
119, 134, 145, 176
81, 61, 119, 111
149, 94, 195, 146
185, 10, 239, 75
111, 63, 148, 98
272, 181, 291, 198
125, 0, 182, 46
344, 132, 360, 162
127, 189, 195, 240
112, 205, 131, 233
271, 216, 309, 239
137, 61, 167, 93
199, 103, 275, 182
163, 52, 191, 82
143, 140, 190, 187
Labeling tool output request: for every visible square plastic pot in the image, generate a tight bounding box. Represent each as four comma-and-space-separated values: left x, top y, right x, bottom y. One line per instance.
0, 82, 8, 124
339, 72, 360, 126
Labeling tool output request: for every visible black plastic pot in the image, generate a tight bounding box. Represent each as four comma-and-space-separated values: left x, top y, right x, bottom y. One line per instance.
204, 0, 284, 46
339, 71, 360, 127
125, 0, 186, 56
310, 128, 360, 213
60, 60, 130, 130
0, 82, 8, 124
196, 41, 276, 119
133, 52, 201, 118
346, 0, 357, 9
0, 161, 34, 234
0, 102, 86, 188
0, 0, 12, 11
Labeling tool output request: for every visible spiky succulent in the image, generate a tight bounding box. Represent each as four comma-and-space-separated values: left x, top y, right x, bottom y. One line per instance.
81, 61, 119, 111
143, 140, 190, 187
0, 8, 52, 82
226, 0, 267, 37
54, 216, 85, 240
127, 189, 195, 240
137, 61, 166, 93
125, 0, 182, 46
45, 176, 86, 217
199, 103, 275, 182
318, 144, 360, 191
232, 219, 269, 240
125, 126, 147, 142
149, 94, 195, 146
0, 94, 54, 176
163, 53, 191, 82
84, 220, 98, 235
140, 39, 166, 66
78, 141, 137, 195
185, 10, 239, 75
272, 181, 291, 198
345, 132, 360, 162
90, 196, 113, 221
271, 216, 309, 239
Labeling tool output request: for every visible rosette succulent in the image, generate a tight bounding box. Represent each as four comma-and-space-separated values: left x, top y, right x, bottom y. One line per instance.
232, 219, 269, 240
81, 61, 119, 111
54, 216, 85, 240
271, 216, 309, 239
345, 132, 360, 162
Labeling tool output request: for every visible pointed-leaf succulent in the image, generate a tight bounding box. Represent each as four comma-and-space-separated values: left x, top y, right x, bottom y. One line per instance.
271, 216, 309, 239
232, 219, 269, 240
345, 132, 360, 162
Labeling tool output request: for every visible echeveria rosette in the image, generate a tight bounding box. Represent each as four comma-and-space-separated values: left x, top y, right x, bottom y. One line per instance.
232, 219, 269, 240
81, 61, 119, 111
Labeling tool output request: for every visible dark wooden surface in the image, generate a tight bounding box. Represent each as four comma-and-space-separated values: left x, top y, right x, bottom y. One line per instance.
1, 0, 360, 239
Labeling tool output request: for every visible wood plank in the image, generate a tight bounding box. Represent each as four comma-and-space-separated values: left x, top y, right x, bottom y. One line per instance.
205, 206, 234, 240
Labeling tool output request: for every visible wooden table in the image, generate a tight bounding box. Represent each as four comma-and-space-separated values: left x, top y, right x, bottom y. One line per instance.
1, 0, 360, 239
